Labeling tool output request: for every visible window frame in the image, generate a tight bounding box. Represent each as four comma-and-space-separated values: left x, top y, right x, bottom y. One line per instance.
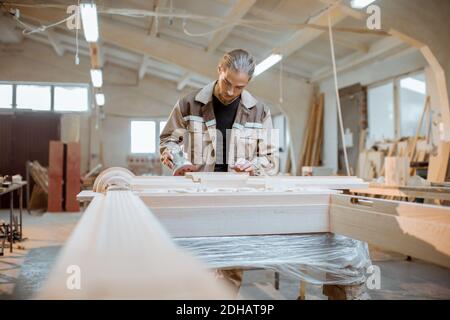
129, 118, 168, 155
367, 69, 426, 142
0, 81, 91, 114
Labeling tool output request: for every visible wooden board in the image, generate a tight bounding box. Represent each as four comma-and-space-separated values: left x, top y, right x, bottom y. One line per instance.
47, 141, 64, 212
131, 175, 368, 191
351, 184, 450, 201
330, 194, 450, 268
428, 141, 450, 183
38, 190, 233, 299
65, 142, 80, 212
152, 204, 330, 237
385, 157, 409, 186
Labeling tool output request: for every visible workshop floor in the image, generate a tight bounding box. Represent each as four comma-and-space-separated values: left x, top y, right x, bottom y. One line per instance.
1, 209, 449, 300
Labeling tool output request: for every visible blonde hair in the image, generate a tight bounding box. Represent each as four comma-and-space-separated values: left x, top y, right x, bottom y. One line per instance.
219, 49, 256, 78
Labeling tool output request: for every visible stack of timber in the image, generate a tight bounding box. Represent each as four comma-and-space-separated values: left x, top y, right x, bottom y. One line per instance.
298, 94, 324, 173
358, 137, 433, 181
358, 96, 436, 181
27, 161, 49, 211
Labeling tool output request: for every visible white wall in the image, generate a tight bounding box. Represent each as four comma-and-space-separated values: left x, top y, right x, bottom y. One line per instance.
318, 49, 427, 172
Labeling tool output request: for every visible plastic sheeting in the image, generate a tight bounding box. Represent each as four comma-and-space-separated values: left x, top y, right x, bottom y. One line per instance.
175, 233, 371, 285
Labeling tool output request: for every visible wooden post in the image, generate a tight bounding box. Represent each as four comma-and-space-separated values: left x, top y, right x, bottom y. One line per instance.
65, 142, 81, 212
48, 141, 64, 212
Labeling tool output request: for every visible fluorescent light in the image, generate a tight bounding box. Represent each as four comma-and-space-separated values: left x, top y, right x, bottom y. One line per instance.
254, 54, 282, 77
95, 93, 105, 106
90, 69, 103, 87
400, 77, 426, 95
350, 0, 376, 8
80, 3, 99, 42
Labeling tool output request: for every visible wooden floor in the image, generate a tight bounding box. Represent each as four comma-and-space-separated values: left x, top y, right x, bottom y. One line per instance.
0, 209, 449, 300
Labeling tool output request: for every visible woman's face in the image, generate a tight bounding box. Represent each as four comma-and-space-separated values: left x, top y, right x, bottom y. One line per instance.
216, 66, 250, 104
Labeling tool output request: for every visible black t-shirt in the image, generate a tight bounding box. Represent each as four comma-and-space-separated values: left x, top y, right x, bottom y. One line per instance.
212, 94, 240, 172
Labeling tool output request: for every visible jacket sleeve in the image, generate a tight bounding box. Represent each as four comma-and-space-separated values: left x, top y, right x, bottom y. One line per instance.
159, 100, 188, 156
250, 107, 280, 176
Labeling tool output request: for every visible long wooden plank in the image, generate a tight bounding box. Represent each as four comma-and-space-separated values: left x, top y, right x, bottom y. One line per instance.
47, 141, 64, 212
351, 184, 450, 201
152, 204, 330, 237
330, 194, 450, 268
65, 142, 80, 212
428, 141, 450, 183
139, 191, 336, 208
38, 191, 232, 299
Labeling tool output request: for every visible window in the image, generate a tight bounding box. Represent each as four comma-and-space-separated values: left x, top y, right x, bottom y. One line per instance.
0, 85, 13, 109
0, 82, 89, 113
367, 81, 395, 142
367, 71, 427, 144
131, 121, 156, 154
399, 73, 427, 137
54, 86, 89, 112
16, 85, 51, 111
159, 120, 167, 135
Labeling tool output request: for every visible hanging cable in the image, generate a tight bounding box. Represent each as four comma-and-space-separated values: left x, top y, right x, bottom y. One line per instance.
279, 58, 283, 105
327, 11, 351, 176
75, 0, 80, 65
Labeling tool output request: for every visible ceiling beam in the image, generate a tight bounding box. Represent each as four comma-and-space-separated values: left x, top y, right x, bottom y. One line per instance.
139, 55, 149, 80
311, 36, 409, 82
148, 0, 169, 37
46, 29, 65, 56
7, 5, 300, 105
330, 33, 369, 53
176, 72, 192, 91
272, 5, 348, 58
182, 0, 257, 93
206, 0, 257, 53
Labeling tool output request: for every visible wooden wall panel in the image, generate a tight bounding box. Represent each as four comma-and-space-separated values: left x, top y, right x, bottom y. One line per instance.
0, 113, 60, 208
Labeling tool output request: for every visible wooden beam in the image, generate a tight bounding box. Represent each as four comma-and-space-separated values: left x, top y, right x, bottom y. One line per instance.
6, 5, 296, 106
330, 33, 369, 53
311, 36, 409, 82
38, 190, 233, 299
271, 5, 348, 58
181, 0, 257, 91
48, 141, 64, 212
89, 42, 101, 69
45, 29, 65, 56
148, 0, 169, 37
206, 0, 257, 53
176, 72, 192, 91
138, 55, 149, 80
65, 142, 81, 212
330, 194, 450, 268
351, 184, 450, 201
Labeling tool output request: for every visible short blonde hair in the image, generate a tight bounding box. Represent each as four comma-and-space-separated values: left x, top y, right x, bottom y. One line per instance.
219, 49, 256, 78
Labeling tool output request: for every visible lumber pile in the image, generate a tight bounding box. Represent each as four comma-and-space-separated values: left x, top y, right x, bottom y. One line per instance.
299, 94, 324, 172
357, 137, 433, 181
27, 161, 49, 211
27, 161, 48, 193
